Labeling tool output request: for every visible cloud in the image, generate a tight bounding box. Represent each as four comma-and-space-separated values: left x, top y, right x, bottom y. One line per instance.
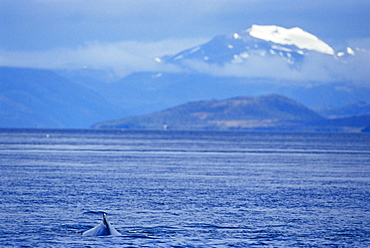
0, 38, 206, 76
180, 55, 330, 82
1, 36, 369, 88
333, 49, 370, 88
178, 49, 370, 88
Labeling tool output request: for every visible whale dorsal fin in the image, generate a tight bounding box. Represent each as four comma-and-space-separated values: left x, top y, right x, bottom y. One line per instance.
82, 212, 122, 236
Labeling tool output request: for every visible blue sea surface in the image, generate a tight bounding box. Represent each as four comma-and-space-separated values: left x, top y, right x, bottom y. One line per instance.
0, 129, 369, 247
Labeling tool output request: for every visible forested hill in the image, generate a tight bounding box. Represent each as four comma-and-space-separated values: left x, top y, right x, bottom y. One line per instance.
93, 94, 335, 131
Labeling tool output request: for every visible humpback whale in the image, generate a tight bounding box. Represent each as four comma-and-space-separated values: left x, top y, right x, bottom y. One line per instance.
83, 212, 122, 236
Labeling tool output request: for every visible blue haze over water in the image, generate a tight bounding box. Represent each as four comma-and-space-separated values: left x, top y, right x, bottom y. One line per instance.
0, 129, 369, 247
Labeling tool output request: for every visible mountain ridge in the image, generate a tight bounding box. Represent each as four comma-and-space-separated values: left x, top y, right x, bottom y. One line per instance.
0, 66, 120, 128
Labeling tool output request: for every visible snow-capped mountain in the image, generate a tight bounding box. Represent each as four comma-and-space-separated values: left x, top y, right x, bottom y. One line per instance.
158, 25, 357, 67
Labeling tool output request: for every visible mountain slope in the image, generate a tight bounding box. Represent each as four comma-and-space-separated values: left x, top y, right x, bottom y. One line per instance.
93, 94, 325, 130
0, 67, 119, 128
159, 24, 354, 67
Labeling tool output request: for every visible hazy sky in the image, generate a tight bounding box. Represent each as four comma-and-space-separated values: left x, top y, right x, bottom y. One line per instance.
1, 0, 369, 76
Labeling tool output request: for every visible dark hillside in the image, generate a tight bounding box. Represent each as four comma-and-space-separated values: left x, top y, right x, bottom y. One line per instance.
93, 94, 325, 130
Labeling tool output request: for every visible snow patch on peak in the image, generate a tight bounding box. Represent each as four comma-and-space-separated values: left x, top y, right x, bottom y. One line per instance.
346, 47, 355, 55
247, 25, 335, 55
233, 33, 241, 39
152, 73, 162, 78
337, 52, 345, 57
190, 46, 201, 54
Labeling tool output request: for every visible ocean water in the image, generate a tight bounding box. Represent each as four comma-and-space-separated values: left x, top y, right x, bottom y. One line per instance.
0, 129, 369, 247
